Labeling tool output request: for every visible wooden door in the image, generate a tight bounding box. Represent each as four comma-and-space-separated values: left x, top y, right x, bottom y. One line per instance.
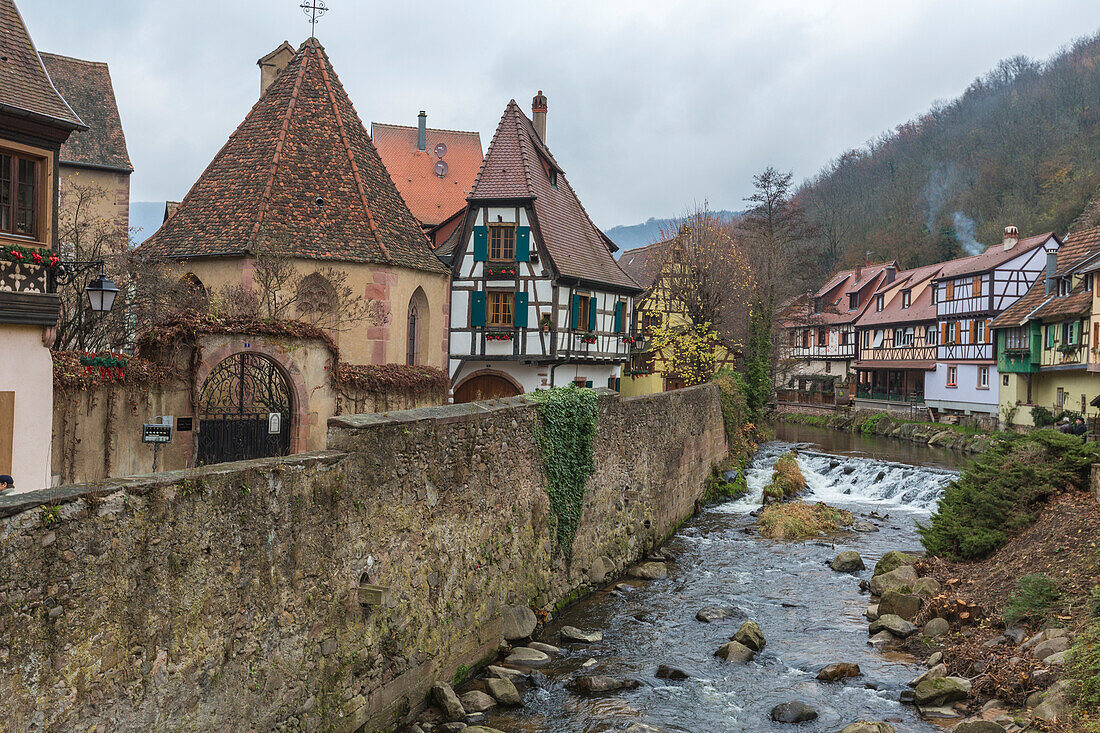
453, 374, 521, 404
0, 391, 12, 474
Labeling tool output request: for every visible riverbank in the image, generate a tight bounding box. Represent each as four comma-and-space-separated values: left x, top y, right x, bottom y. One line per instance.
774, 408, 999, 454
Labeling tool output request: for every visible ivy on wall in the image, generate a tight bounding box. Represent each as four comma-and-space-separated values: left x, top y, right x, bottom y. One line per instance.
532, 386, 600, 559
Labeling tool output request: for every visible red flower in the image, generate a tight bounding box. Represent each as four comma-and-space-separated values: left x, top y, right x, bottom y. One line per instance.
31, 251, 42, 264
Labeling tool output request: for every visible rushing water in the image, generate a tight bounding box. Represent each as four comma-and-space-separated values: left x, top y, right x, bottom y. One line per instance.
477, 424, 965, 733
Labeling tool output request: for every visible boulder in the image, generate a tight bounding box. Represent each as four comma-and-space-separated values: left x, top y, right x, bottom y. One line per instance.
914, 676, 972, 707
465, 728, 508, 733
430, 682, 466, 722
868, 630, 895, 649
1044, 650, 1069, 667
817, 662, 861, 681
1032, 636, 1070, 661
504, 647, 550, 665
869, 614, 918, 638
501, 605, 537, 641
560, 626, 603, 644
567, 675, 640, 695
831, 551, 865, 572
878, 590, 922, 621
459, 691, 497, 713
732, 620, 766, 651
628, 562, 668, 580
714, 640, 755, 663
486, 665, 525, 681
873, 550, 920, 576
924, 618, 950, 637
485, 676, 523, 707
909, 663, 947, 687
927, 652, 943, 667
852, 521, 879, 532
952, 721, 1006, 733
624, 725, 664, 733
655, 664, 689, 680
865, 604, 880, 621
869, 565, 919, 596
913, 577, 941, 597
1032, 695, 1067, 723
527, 641, 561, 654
770, 701, 819, 723
840, 725, 895, 733
696, 606, 739, 623
588, 555, 616, 585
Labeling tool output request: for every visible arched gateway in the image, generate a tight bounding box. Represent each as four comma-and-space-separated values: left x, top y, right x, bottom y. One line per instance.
197, 352, 293, 464
453, 372, 521, 403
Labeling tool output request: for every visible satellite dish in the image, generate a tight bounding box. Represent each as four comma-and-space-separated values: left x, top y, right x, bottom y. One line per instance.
435, 159, 449, 178
434, 142, 447, 158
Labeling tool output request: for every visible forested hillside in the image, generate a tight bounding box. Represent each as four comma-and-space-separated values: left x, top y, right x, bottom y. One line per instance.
799, 31, 1100, 274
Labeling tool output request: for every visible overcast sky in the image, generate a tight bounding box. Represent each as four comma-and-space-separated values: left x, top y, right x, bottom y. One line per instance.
21, 1, 1100, 228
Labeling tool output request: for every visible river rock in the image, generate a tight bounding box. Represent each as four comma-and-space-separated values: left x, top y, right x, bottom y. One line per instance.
924, 618, 950, 637
928, 652, 943, 667
696, 606, 739, 623
913, 577, 941, 597
873, 550, 920, 576
485, 676, 523, 707
869, 565, 919, 596
817, 662, 861, 681
625, 725, 665, 733
1032, 636, 1069, 661
732, 620, 766, 651
1044, 650, 1069, 667
501, 604, 537, 641
504, 647, 550, 665
865, 604, 880, 621
560, 626, 603, 644
1032, 696, 1067, 723
465, 727, 508, 733
952, 721, 1006, 733
528, 641, 561, 654
655, 664, 689, 680
868, 630, 895, 649
840, 725, 895, 733
869, 614, 918, 638
430, 682, 466, 721
487, 665, 525, 681
831, 551, 865, 572
770, 701, 819, 723
714, 640, 755, 663
568, 675, 640, 695
588, 555, 616, 584
628, 562, 668, 580
909, 663, 947, 687
459, 690, 497, 713
852, 521, 879, 532
878, 590, 922, 621
914, 676, 972, 706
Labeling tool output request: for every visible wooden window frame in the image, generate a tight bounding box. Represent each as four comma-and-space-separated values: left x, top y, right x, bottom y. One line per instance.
817, 327, 827, 347
977, 366, 989, 390
945, 281, 955, 301
577, 294, 592, 332
0, 147, 45, 240
488, 223, 516, 262
901, 290, 911, 308
488, 291, 514, 327
946, 365, 958, 388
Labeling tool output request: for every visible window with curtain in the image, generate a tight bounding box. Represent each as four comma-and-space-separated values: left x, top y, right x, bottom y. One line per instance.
488, 291, 514, 326
0, 150, 40, 238
488, 224, 516, 261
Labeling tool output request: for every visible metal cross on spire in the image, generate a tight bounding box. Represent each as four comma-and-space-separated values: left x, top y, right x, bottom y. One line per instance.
300, 0, 328, 37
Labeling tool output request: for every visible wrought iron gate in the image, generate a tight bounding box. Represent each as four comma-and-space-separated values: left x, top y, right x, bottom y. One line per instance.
197, 353, 292, 465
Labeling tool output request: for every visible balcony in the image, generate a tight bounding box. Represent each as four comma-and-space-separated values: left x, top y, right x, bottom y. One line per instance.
855, 388, 925, 404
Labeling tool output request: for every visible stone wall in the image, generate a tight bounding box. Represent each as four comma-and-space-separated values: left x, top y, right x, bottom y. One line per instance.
0, 384, 726, 732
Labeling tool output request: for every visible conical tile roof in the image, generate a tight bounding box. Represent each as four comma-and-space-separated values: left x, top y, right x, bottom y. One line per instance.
142, 39, 445, 272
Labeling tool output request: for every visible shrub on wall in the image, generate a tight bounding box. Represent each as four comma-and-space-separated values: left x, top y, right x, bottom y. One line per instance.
532, 386, 600, 558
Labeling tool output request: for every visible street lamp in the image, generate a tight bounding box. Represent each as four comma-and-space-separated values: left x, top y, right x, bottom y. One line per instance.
84, 272, 119, 312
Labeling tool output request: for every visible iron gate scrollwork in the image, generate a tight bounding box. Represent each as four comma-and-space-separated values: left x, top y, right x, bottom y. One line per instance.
197, 353, 292, 465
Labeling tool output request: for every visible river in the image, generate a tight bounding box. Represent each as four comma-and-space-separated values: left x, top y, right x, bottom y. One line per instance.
479, 424, 968, 733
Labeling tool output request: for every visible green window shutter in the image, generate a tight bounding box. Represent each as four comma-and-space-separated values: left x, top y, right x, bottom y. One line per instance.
471, 292, 486, 327
571, 293, 581, 329
588, 298, 597, 331
473, 226, 488, 261
516, 226, 531, 261
513, 291, 529, 328
614, 301, 623, 333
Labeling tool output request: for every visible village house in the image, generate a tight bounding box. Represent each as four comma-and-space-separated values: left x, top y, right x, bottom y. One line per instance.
371, 112, 483, 248
924, 227, 1059, 419
0, 0, 86, 490
991, 224, 1099, 426
777, 260, 897, 404
437, 93, 641, 401
851, 262, 943, 413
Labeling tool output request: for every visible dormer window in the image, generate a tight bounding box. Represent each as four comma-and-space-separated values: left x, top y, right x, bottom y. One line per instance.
813, 297, 822, 315
901, 290, 911, 308
1059, 278, 1071, 296
848, 292, 859, 311
549, 169, 558, 188
875, 294, 884, 312
1086, 273, 1095, 292
488, 223, 516, 261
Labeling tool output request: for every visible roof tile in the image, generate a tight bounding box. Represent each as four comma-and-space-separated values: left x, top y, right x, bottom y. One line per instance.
40, 53, 131, 171
0, 0, 83, 129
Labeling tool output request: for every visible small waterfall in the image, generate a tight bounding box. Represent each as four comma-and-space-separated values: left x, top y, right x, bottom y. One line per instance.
720, 441, 957, 515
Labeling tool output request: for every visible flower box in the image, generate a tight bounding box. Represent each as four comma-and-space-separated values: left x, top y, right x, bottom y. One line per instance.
486, 331, 514, 341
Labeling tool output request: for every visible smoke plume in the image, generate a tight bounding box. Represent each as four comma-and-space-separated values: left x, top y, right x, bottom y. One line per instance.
952, 212, 985, 256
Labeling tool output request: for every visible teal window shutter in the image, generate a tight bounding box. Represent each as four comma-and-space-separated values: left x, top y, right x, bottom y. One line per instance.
588, 298, 597, 331
516, 226, 531, 261
471, 292, 486, 327
513, 291, 529, 328
571, 293, 581, 329
614, 301, 623, 333
473, 226, 488, 261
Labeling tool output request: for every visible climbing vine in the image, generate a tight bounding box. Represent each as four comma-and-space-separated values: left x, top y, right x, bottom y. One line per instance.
531, 386, 600, 559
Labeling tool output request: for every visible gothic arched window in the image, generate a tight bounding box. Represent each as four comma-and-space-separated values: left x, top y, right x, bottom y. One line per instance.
297, 272, 334, 320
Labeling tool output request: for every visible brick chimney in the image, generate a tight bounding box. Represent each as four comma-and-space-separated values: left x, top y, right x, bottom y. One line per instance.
532, 90, 548, 141
417, 111, 427, 151
257, 41, 295, 96
1003, 224, 1020, 251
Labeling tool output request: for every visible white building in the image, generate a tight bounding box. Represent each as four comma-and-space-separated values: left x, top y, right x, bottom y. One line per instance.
437, 93, 641, 402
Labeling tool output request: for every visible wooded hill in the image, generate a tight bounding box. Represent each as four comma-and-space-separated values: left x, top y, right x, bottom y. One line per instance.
798, 31, 1100, 275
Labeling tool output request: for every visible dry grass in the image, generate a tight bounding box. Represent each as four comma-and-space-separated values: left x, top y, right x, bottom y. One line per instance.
763, 451, 806, 502
756, 501, 853, 540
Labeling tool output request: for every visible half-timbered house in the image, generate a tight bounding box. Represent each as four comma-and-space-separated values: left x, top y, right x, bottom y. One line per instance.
925, 227, 1060, 417
438, 94, 641, 402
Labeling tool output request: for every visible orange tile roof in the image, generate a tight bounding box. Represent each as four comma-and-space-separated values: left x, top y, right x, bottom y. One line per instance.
1055, 224, 1100, 276
617, 237, 673, 290
371, 122, 482, 227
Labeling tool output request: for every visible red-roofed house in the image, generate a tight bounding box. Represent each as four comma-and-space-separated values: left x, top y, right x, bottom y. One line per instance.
371, 113, 482, 247
438, 92, 641, 401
